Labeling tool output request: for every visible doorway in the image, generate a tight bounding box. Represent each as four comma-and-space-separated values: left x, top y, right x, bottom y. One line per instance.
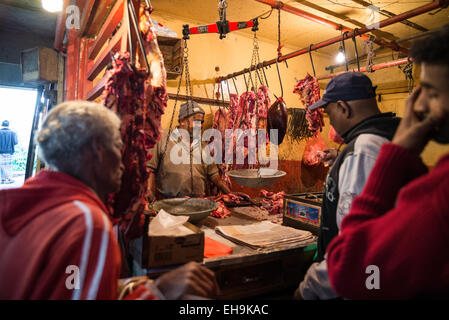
0, 86, 38, 189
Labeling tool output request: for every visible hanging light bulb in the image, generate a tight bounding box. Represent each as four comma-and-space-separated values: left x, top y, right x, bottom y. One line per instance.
336, 46, 346, 64
42, 0, 63, 13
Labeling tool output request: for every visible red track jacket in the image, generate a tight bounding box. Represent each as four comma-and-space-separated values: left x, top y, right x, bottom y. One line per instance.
0, 171, 121, 299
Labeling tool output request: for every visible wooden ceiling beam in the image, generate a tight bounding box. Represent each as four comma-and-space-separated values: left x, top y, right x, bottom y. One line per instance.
88, 0, 124, 59
292, 0, 398, 41
349, 0, 428, 32
84, 0, 116, 37
78, 0, 97, 37
54, 0, 70, 50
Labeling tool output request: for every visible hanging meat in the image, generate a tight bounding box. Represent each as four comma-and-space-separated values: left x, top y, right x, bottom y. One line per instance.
212, 104, 232, 189
210, 86, 271, 192
256, 86, 270, 129
293, 73, 324, 137
102, 6, 168, 241
267, 97, 288, 145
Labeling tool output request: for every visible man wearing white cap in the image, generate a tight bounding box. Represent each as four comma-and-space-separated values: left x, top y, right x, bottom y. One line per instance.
147, 101, 230, 200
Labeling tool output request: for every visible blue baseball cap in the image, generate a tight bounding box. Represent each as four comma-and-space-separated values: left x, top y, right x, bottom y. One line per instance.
308, 72, 377, 111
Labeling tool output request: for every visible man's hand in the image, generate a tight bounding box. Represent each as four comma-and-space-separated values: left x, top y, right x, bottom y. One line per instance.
211, 174, 231, 194
392, 87, 445, 154
145, 189, 155, 203
154, 262, 220, 300
294, 286, 304, 300
317, 148, 338, 167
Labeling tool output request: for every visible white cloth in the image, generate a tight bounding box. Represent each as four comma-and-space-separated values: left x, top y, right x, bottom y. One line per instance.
297, 133, 389, 300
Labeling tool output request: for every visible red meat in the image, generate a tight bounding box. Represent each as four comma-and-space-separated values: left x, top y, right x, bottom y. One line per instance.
293, 74, 324, 137
102, 8, 167, 241
259, 190, 285, 215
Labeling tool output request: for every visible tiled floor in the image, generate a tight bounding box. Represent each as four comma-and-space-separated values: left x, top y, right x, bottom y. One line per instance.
0, 174, 25, 190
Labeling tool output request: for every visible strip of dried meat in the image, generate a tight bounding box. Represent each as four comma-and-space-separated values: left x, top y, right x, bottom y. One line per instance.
293, 74, 324, 137
102, 7, 167, 241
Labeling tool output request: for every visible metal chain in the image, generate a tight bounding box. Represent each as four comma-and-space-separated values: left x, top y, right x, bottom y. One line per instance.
184, 39, 193, 112
190, 142, 194, 195
157, 48, 185, 174
365, 37, 375, 72
401, 61, 414, 93
277, 7, 282, 57
254, 32, 265, 88
182, 39, 196, 195
218, 0, 228, 22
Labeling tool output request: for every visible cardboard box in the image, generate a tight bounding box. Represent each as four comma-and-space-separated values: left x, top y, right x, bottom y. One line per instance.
21, 47, 59, 85
143, 222, 204, 268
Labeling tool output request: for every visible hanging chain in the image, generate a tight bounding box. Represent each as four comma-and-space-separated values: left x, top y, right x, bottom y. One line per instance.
250, 32, 259, 90
190, 143, 194, 195
277, 7, 282, 57
182, 39, 196, 195
218, 0, 228, 22
365, 36, 376, 72
157, 45, 186, 174
183, 39, 193, 111
401, 60, 414, 93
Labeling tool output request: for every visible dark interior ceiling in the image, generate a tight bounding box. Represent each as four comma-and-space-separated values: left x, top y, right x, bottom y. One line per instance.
0, 0, 58, 86
0, 0, 57, 38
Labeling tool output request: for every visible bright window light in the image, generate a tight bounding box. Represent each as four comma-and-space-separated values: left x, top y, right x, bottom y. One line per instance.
42, 0, 63, 13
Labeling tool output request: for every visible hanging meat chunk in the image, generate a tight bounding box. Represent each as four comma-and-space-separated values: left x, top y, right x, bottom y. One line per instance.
256, 86, 270, 133
293, 73, 324, 137
212, 105, 232, 189
267, 97, 288, 145
102, 7, 167, 241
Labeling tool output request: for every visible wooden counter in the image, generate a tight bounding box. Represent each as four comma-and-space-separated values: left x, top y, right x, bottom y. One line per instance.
131, 207, 316, 300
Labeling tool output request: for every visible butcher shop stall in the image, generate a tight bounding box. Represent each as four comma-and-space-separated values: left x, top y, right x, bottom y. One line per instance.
5, 0, 449, 300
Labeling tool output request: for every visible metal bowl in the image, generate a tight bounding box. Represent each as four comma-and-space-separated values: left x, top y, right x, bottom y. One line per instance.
226, 169, 287, 188
150, 198, 218, 224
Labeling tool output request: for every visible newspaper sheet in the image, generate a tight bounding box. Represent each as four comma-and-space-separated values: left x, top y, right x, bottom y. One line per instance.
215, 221, 316, 250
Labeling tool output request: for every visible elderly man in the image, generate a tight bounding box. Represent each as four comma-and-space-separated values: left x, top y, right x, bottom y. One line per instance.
294, 72, 400, 300
0, 120, 18, 184
326, 24, 449, 299
0, 101, 219, 300
147, 101, 230, 201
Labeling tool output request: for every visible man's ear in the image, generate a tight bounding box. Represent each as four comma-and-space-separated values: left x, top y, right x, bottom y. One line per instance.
337, 100, 352, 119
90, 136, 105, 163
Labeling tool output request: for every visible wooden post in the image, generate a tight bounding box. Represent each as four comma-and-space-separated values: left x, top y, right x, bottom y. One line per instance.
65, 29, 81, 100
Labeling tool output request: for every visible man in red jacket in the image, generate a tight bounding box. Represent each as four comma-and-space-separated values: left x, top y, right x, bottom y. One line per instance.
326, 24, 449, 299
0, 101, 219, 300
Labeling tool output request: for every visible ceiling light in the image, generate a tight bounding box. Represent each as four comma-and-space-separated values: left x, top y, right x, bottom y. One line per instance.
42, 0, 63, 13
336, 46, 346, 64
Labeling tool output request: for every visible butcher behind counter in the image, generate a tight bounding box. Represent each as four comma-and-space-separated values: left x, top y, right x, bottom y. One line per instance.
146, 101, 231, 201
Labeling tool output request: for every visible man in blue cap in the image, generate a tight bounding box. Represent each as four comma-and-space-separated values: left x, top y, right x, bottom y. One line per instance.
295, 72, 400, 300
147, 101, 230, 200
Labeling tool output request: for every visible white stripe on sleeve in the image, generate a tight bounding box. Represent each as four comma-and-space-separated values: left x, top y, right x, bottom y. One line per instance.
87, 213, 110, 300
72, 200, 93, 300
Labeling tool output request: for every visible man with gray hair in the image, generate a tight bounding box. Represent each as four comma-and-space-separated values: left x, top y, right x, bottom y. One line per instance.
147, 100, 230, 201
0, 101, 219, 300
